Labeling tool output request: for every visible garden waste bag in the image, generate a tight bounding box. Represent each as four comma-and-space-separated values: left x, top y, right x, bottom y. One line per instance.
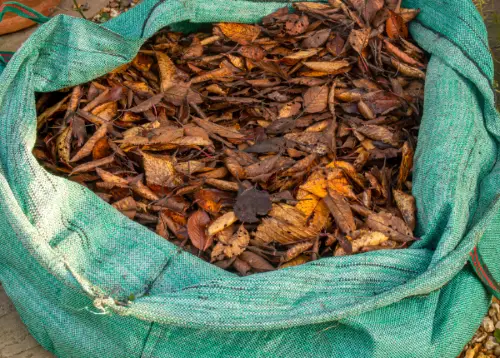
1, 0, 500, 356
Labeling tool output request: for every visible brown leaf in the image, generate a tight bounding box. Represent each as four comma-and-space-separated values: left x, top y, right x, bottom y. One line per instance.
70, 154, 114, 175
132, 53, 154, 72
205, 178, 239, 192
302, 29, 331, 48
254, 204, 319, 244
56, 126, 72, 165
397, 141, 414, 188
96, 168, 128, 186
156, 52, 177, 92
348, 231, 388, 254
232, 258, 252, 275
216, 23, 261, 45
280, 255, 309, 269
239, 45, 266, 61
326, 33, 345, 57
187, 210, 212, 251
286, 14, 309, 36
283, 48, 320, 62
347, 28, 371, 55
92, 137, 112, 160
347, 0, 384, 24
70, 124, 108, 162
127, 93, 164, 113
393, 189, 416, 230
234, 187, 272, 223
194, 189, 233, 214
383, 39, 424, 67
303, 60, 350, 73
238, 251, 274, 271
192, 117, 244, 139
386, 10, 408, 39
244, 155, 281, 178
223, 225, 250, 258
281, 241, 314, 263
142, 152, 182, 188
278, 99, 302, 119
390, 58, 425, 79
366, 211, 414, 242
323, 191, 356, 234
356, 125, 400, 147
37, 94, 70, 129
303, 85, 329, 114
183, 37, 204, 59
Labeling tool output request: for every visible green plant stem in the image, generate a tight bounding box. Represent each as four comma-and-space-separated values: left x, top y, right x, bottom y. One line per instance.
72, 0, 87, 19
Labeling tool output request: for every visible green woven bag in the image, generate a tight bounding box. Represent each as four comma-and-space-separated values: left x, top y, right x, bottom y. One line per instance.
1, 0, 499, 356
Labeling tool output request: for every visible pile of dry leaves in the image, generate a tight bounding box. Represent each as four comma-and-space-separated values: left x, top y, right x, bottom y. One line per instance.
34, 0, 425, 275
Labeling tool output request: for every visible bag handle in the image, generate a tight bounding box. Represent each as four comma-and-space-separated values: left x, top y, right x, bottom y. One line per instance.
0, 1, 50, 24
0, 2, 50, 72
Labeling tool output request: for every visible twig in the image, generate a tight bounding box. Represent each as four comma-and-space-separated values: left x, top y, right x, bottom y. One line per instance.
72, 0, 87, 19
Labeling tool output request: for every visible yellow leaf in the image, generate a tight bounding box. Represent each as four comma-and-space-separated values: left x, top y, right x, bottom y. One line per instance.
56, 126, 72, 164
207, 212, 238, 237
308, 200, 330, 231
351, 231, 389, 253
295, 189, 319, 217
327, 168, 356, 199
216, 23, 261, 45
300, 170, 328, 198
280, 255, 310, 269
303, 60, 350, 74
156, 52, 177, 92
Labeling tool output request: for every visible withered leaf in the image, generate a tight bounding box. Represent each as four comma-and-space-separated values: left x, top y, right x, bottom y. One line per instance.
303, 60, 350, 73
238, 251, 274, 272
70, 155, 114, 175
366, 211, 414, 242
348, 27, 371, 55
127, 93, 164, 113
34, 1, 425, 275
303, 85, 329, 113
207, 211, 238, 237
56, 126, 72, 165
397, 141, 414, 188
323, 191, 356, 234
70, 124, 108, 162
302, 29, 331, 48
386, 10, 408, 39
280, 255, 310, 269
239, 45, 266, 61
142, 152, 182, 188
216, 23, 261, 45
187, 210, 212, 251
234, 187, 272, 223
193, 117, 244, 139
156, 52, 177, 92
356, 125, 400, 147
393, 189, 416, 230
286, 14, 310, 36
347, 0, 384, 24
281, 241, 314, 263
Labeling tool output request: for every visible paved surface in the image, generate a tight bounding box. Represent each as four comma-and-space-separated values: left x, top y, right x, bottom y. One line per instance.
0, 0, 109, 52
1, 2, 500, 358
0, 285, 54, 358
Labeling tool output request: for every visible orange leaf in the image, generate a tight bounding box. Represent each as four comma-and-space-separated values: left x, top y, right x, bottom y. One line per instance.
187, 210, 212, 251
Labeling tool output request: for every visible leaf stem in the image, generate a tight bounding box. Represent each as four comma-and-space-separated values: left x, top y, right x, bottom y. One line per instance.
72, 0, 87, 19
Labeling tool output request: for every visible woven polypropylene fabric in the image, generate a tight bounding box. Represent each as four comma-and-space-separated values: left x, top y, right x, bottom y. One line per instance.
0, 0, 499, 356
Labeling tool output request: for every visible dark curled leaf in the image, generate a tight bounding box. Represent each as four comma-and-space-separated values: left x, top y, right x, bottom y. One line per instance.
234, 187, 272, 223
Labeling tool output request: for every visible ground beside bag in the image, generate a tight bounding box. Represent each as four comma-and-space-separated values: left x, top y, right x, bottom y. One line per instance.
0, 0, 499, 357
